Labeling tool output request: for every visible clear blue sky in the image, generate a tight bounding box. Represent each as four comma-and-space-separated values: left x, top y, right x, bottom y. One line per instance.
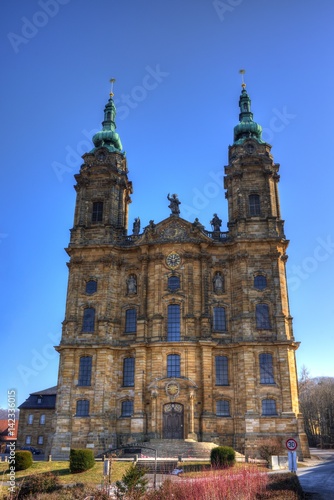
1, 0, 333, 408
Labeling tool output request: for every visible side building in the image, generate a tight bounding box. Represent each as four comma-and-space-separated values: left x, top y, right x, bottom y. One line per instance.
51, 84, 309, 459
17, 386, 57, 455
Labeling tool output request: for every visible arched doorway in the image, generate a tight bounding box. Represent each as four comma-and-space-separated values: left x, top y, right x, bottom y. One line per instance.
163, 403, 184, 439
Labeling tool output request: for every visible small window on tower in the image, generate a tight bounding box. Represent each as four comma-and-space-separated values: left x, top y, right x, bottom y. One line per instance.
168, 275, 180, 291
86, 280, 97, 295
254, 275, 267, 290
249, 194, 261, 216
92, 201, 103, 223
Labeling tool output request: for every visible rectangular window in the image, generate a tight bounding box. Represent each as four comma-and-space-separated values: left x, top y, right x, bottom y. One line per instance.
123, 358, 135, 387
256, 304, 271, 329
259, 353, 275, 384
249, 194, 261, 216
37, 436, 44, 445
28, 414, 33, 425
25, 436, 31, 444
262, 399, 277, 416
167, 354, 180, 377
121, 400, 133, 417
213, 307, 226, 332
125, 309, 137, 333
39, 414, 46, 425
215, 356, 229, 385
82, 307, 95, 332
216, 400, 230, 417
76, 400, 89, 417
78, 356, 92, 386
167, 304, 180, 341
92, 201, 103, 222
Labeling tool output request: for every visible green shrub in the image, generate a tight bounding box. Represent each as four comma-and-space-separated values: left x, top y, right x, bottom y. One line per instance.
15, 451, 33, 471
69, 448, 95, 473
210, 446, 236, 468
19, 472, 61, 497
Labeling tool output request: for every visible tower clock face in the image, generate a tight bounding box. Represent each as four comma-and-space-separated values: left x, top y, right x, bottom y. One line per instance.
166, 252, 181, 269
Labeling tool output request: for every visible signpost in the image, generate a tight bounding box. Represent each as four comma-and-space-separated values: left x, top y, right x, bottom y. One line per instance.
286, 438, 298, 472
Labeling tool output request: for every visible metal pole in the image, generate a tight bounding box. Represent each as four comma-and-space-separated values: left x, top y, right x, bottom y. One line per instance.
154, 449, 157, 490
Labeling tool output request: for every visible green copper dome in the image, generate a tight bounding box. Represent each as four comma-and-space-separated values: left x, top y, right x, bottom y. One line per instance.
233, 87, 264, 145
91, 94, 123, 153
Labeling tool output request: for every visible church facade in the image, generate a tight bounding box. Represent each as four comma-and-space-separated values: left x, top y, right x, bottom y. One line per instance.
51, 84, 309, 459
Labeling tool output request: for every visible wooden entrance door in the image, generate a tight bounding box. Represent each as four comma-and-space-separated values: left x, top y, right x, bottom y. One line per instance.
163, 403, 184, 439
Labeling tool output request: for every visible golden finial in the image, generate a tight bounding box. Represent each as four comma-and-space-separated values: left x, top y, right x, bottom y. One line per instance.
239, 69, 246, 89
110, 78, 116, 97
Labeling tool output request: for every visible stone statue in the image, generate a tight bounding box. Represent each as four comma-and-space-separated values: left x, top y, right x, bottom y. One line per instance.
127, 274, 137, 294
133, 217, 140, 235
210, 213, 222, 232
167, 193, 181, 216
213, 272, 224, 294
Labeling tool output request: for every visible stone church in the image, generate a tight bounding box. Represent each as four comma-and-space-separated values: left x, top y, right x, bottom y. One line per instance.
51, 82, 309, 459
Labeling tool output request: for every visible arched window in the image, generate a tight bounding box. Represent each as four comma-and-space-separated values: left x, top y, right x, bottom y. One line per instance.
167, 304, 180, 341
78, 356, 92, 386
249, 194, 261, 216
123, 357, 135, 387
39, 414, 46, 425
259, 353, 275, 384
125, 309, 137, 333
37, 436, 44, 445
168, 275, 180, 291
28, 415, 33, 425
76, 399, 89, 417
167, 354, 180, 377
256, 304, 271, 329
262, 398, 277, 416
82, 307, 95, 332
215, 356, 228, 385
216, 400, 230, 417
213, 307, 226, 332
86, 280, 97, 295
92, 201, 103, 222
254, 275, 267, 290
121, 400, 133, 417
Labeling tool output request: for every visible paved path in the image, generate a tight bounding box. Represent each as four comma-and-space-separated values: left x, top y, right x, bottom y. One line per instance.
297, 449, 334, 499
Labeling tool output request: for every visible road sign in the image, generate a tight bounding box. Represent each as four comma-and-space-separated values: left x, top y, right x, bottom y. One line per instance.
286, 438, 298, 451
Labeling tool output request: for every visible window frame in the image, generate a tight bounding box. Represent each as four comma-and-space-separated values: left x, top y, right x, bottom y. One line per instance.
167, 304, 181, 341
121, 400, 134, 417
262, 398, 277, 416
259, 353, 275, 384
249, 194, 261, 216
92, 201, 103, 223
78, 356, 93, 386
82, 307, 95, 332
213, 306, 227, 332
168, 275, 180, 292
256, 303, 271, 330
216, 399, 230, 417
123, 357, 135, 387
25, 436, 32, 445
37, 435, 44, 445
254, 274, 267, 290
76, 399, 90, 417
39, 414, 46, 425
28, 414, 33, 425
167, 354, 181, 378
125, 308, 137, 333
85, 280, 97, 295
215, 355, 229, 386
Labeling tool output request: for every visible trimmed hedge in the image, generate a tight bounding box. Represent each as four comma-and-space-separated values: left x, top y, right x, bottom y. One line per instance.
69, 448, 95, 473
15, 450, 33, 471
19, 472, 61, 496
210, 446, 236, 468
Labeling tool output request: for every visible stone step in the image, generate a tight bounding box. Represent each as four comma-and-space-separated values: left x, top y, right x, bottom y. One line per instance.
141, 440, 219, 459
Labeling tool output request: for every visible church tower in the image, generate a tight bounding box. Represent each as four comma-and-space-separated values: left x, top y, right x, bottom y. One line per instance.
51, 82, 309, 460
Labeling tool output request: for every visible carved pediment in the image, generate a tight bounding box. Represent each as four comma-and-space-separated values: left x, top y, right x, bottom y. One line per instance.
138, 216, 211, 244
